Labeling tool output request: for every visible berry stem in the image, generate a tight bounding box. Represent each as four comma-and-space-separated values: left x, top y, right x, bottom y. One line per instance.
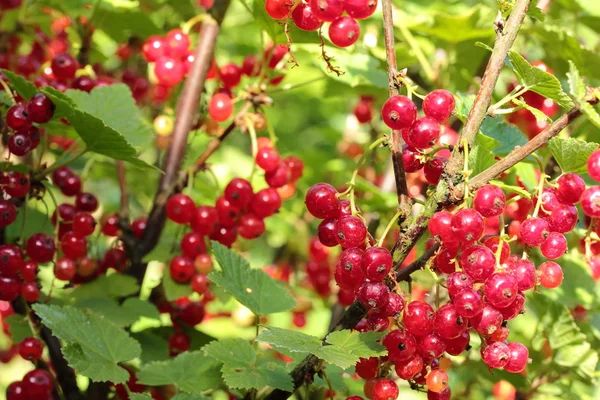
461, 138, 471, 200
487, 85, 528, 115
495, 214, 506, 268
0, 75, 16, 105
19, 194, 29, 246
377, 210, 402, 247
36, 147, 88, 180
182, 14, 208, 34
530, 153, 547, 218
116, 161, 129, 219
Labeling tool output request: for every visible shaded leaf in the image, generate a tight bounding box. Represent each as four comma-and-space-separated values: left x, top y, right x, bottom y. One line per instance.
547, 137, 599, 173
1, 69, 38, 100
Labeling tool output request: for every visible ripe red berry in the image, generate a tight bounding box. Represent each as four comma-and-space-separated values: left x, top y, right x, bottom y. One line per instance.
265, 0, 293, 19
5, 104, 32, 131
191, 274, 210, 294
355, 357, 378, 379
383, 329, 417, 362
168, 331, 190, 355
238, 214, 266, 239
471, 305, 503, 336
154, 56, 185, 86
241, 55, 261, 77
371, 379, 398, 400
265, 164, 291, 188
383, 292, 405, 317
433, 247, 456, 274
143, 35, 167, 62
458, 245, 495, 283
0, 199, 17, 227
5, 171, 29, 198
305, 183, 340, 219
394, 354, 423, 380
72, 212, 96, 236
208, 93, 233, 122
250, 188, 282, 218
423, 90, 455, 123
356, 281, 389, 309
335, 216, 366, 248
75, 192, 99, 212
190, 205, 218, 235
219, 63, 242, 88
587, 150, 600, 182
426, 370, 449, 393
484, 272, 518, 308
418, 333, 446, 359
444, 331, 470, 356
256, 147, 281, 172
8, 132, 32, 156
483, 236, 510, 263
6, 381, 26, 400
540, 232, 567, 259
309, 0, 343, 21
582, 186, 600, 217
423, 156, 446, 185
403, 301, 434, 337
177, 301, 206, 326
402, 145, 424, 173
103, 248, 127, 271
453, 288, 483, 318
22, 369, 54, 398
474, 184, 505, 217
166, 194, 195, 224
54, 257, 76, 281
51, 53, 78, 81
71, 76, 96, 92
504, 342, 529, 373
429, 211, 453, 239
446, 272, 473, 298
360, 246, 392, 281
498, 292, 525, 320
538, 261, 563, 289
329, 16, 360, 48
131, 218, 147, 238
21, 282, 41, 302
507, 259, 537, 291
284, 156, 304, 181
292, 3, 322, 31
215, 196, 241, 227
381, 95, 417, 131
102, 215, 120, 237
60, 232, 87, 259
19, 260, 38, 282
0, 275, 20, 301
26, 233, 56, 263
224, 178, 254, 209
405, 116, 441, 149
165, 29, 190, 58
433, 303, 467, 340
451, 208, 484, 242
556, 173, 585, 204
482, 342, 510, 368
180, 232, 207, 259
170, 255, 195, 283
344, 0, 377, 19
545, 204, 578, 233
520, 217, 549, 247
334, 247, 365, 290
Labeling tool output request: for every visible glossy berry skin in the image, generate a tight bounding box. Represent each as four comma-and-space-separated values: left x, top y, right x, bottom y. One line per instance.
215, 196, 241, 227
372, 379, 399, 400
143, 35, 167, 61
444, 331, 470, 356
355, 357, 378, 379
520, 217, 549, 247
383, 292, 405, 317
356, 281, 389, 309
335, 216, 366, 248
360, 246, 392, 281
545, 204, 578, 233
433, 247, 456, 274
51, 53, 78, 81
344, 0, 377, 19
426, 370, 449, 393
540, 232, 567, 259
383, 329, 417, 362
6, 104, 32, 132
418, 333, 446, 359
423, 157, 446, 185
265, 0, 292, 19
224, 178, 254, 209
305, 183, 340, 219
581, 186, 600, 217
498, 292, 525, 320
21, 282, 41, 302
429, 211, 453, 239
101, 215, 120, 237
395, 354, 423, 380
402, 145, 424, 173
403, 301, 434, 337
334, 248, 365, 290
168, 332, 190, 355
406, 116, 441, 149
484, 273, 518, 308
242, 55, 261, 77
329, 16, 360, 48
0, 245, 23, 276
166, 194, 195, 224
446, 272, 473, 298
191, 274, 210, 294
318, 218, 338, 247
60, 232, 87, 259
19, 260, 38, 282
6, 381, 27, 400
72, 212, 96, 236
265, 164, 291, 188
471, 305, 503, 336
166, 29, 190, 57
483, 236, 510, 263
0, 199, 17, 227
0, 276, 20, 301
504, 342, 529, 373
54, 257, 76, 281
238, 214, 266, 239
433, 303, 467, 340
482, 342, 510, 368
451, 209, 484, 242
256, 147, 281, 172
219, 63, 242, 88
427, 387, 451, 400
587, 150, 600, 182
4, 171, 29, 198
23, 369, 54, 398
26, 233, 56, 263
459, 245, 495, 283
170, 256, 195, 283
209, 93, 233, 122
538, 261, 563, 289
381, 95, 417, 131
75, 192, 99, 212
423, 90, 455, 123
155, 57, 185, 87
507, 259, 537, 291
556, 173, 585, 204
8, 132, 32, 156
292, 2, 321, 31
250, 188, 282, 218
191, 205, 218, 235
454, 288, 483, 318
309, 0, 343, 22
180, 232, 207, 258
474, 184, 505, 217
19, 337, 44, 361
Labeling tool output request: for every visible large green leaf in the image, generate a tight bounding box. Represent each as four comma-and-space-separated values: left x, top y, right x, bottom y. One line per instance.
1, 69, 38, 100
547, 137, 599, 173
203, 338, 293, 391
408, 6, 494, 43
131, 331, 170, 364
66, 84, 153, 149
68, 274, 140, 302
507, 51, 574, 108
40, 87, 156, 170
33, 304, 141, 384
3, 315, 34, 344
137, 351, 222, 393
209, 242, 296, 316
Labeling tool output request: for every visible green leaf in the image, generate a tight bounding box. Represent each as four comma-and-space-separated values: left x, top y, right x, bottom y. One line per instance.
257, 327, 386, 369
68, 274, 140, 302
1, 69, 37, 100
74, 297, 139, 327
171, 395, 211, 400
94, 8, 162, 42
480, 118, 528, 155
137, 351, 222, 394
163, 272, 194, 302
489, 180, 532, 199
131, 331, 169, 363
204, 339, 293, 391
506, 51, 574, 108
129, 394, 154, 400
581, 102, 600, 129
122, 298, 161, 321
209, 242, 296, 315
512, 163, 537, 191
409, 6, 494, 44
469, 141, 496, 176
4, 315, 34, 343
40, 87, 156, 170
567, 61, 587, 101
513, 98, 552, 123
547, 137, 599, 173
33, 304, 141, 384
66, 84, 153, 149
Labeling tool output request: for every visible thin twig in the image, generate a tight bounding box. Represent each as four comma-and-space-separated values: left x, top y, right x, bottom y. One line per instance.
116, 161, 128, 219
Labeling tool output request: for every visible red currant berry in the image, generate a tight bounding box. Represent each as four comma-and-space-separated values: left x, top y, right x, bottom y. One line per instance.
143, 35, 167, 62
180, 232, 207, 259
75, 192, 99, 212
423, 156, 446, 185
426, 370, 449, 393
482, 236, 509, 263
131, 218, 147, 238
329, 16, 360, 48
422, 90, 455, 123
238, 214, 266, 239
344, 0, 377, 19
224, 178, 254, 209
402, 145, 424, 173
405, 116, 441, 149
22, 369, 54, 397
21, 282, 41, 302
470, 305, 503, 336
0, 276, 20, 301
429, 211, 453, 239
219, 63, 242, 88
433, 303, 467, 339
305, 183, 340, 219
451, 208, 484, 242
443, 331, 470, 356
5, 104, 32, 131
168, 332, 190, 355
19, 260, 38, 282
0, 199, 17, 227
383, 329, 417, 362
5, 171, 30, 198
371, 379, 398, 400
190, 205, 218, 235
209, 224, 238, 247
545, 204, 578, 233
394, 354, 423, 380
433, 247, 456, 274
103, 248, 127, 271
71, 76, 96, 92
54, 257, 76, 281
154, 56, 185, 87
265, 164, 291, 188
265, 0, 293, 19
582, 186, 600, 217
383, 292, 405, 317
356, 281, 389, 309
309, 0, 343, 22
208, 93, 233, 122
6, 381, 26, 400
242, 55, 261, 77
170, 255, 195, 283
504, 342, 529, 373
291, 3, 322, 31
355, 357, 378, 379
102, 215, 120, 237
403, 301, 434, 337
540, 232, 567, 259
360, 246, 392, 281
72, 212, 96, 237
26, 233, 56, 263
520, 217, 549, 247
51, 53, 78, 81
165, 29, 190, 58
60, 232, 87, 259
418, 333, 446, 358
166, 194, 195, 224
556, 173, 585, 204
8, 132, 32, 156
538, 261, 563, 289
177, 301, 206, 326
587, 150, 600, 182
446, 272, 473, 298
453, 288, 483, 318
507, 259, 537, 291
484, 272, 518, 308
482, 342, 510, 368
498, 292, 525, 320
256, 147, 281, 173
335, 216, 366, 248
334, 247, 365, 290
26, 126, 41, 150
381, 95, 417, 131
250, 188, 282, 218
474, 184, 505, 217
458, 245, 495, 283
317, 218, 337, 247
215, 196, 241, 227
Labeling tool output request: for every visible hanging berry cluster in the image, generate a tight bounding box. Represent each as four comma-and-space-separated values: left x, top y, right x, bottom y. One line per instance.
265, 0, 375, 48
142, 29, 194, 88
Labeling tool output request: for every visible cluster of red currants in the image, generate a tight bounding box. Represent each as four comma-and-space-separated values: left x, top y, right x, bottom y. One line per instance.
5, 369, 55, 400
2, 91, 54, 157
505, 62, 559, 139
382, 90, 456, 186
142, 29, 195, 88
581, 150, 600, 278
265, 0, 376, 48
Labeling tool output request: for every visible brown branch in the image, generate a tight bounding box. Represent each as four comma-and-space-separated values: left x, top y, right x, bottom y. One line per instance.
395, 241, 440, 281
382, 0, 411, 218
116, 161, 128, 218
445, 0, 532, 176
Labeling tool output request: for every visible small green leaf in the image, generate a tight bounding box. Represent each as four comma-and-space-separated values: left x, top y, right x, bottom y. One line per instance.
4, 315, 34, 343
163, 272, 193, 302
325, 330, 386, 359
512, 163, 538, 191
33, 304, 141, 384
131, 331, 169, 363
480, 118, 528, 155
256, 327, 322, 354
581, 102, 600, 129
469, 142, 496, 176
203, 338, 256, 368
547, 137, 599, 173
74, 297, 139, 327
122, 298, 160, 321
137, 351, 222, 394
567, 61, 586, 101
512, 98, 552, 123
409, 7, 494, 44
69, 274, 140, 302
489, 180, 532, 199
1, 69, 38, 100
209, 242, 296, 316
507, 51, 574, 108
